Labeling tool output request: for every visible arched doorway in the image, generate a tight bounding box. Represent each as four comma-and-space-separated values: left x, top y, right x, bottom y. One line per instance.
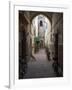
30, 14, 51, 59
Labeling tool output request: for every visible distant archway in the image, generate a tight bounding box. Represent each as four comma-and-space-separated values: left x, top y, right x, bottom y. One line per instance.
31, 14, 51, 54
30, 12, 52, 24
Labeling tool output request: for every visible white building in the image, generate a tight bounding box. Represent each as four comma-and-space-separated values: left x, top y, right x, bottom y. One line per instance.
38, 15, 46, 48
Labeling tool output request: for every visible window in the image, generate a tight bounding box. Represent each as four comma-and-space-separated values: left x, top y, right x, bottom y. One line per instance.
40, 20, 43, 26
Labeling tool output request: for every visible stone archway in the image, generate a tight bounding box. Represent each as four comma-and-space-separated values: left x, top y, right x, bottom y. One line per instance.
30, 14, 52, 58
19, 11, 63, 79
30, 11, 52, 24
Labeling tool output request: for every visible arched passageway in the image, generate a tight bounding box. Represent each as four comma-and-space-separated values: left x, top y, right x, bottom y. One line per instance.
24, 14, 56, 78
19, 11, 63, 79
30, 14, 51, 60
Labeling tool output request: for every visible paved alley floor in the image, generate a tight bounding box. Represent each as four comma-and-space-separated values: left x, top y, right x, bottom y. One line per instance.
24, 49, 56, 78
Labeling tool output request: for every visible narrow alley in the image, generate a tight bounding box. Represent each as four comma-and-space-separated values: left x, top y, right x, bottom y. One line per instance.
24, 49, 56, 78
19, 11, 63, 79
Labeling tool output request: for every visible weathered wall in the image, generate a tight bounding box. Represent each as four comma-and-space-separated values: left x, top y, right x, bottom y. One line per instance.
19, 11, 31, 61
48, 12, 63, 70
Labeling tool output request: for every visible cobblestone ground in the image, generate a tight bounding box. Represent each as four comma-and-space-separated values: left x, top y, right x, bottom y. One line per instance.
24, 49, 56, 78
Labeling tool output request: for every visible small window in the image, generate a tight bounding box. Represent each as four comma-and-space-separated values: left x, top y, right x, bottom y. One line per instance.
40, 20, 43, 26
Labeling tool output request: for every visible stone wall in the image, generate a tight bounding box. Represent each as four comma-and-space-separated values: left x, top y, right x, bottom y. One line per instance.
19, 11, 31, 61
48, 13, 63, 70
